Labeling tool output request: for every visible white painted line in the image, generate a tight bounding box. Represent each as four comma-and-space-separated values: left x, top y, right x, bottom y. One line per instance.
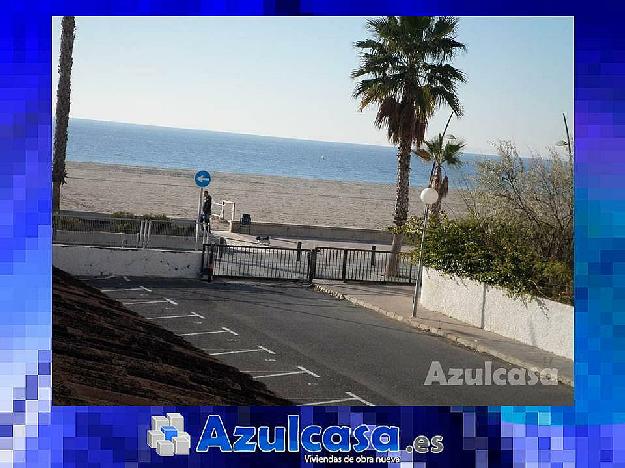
191, 311, 205, 319
257, 345, 276, 355
101, 287, 151, 293
147, 314, 198, 320
123, 276, 130, 282
208, 348, 262, 356
208, 345, 275, 356
180, 327, 235, 337
253, 370, 307, 379
344, 392, 375, 406
302, 392, 375, 407
181, 330, 227, 336
296, 366, 320, 378
165, 298, 178, 306
302, 397, 360, 406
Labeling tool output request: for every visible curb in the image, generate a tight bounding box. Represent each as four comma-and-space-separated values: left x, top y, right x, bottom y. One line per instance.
312, 284, 574, 388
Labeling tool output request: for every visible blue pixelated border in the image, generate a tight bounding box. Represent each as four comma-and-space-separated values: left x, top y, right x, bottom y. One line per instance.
2, 1, 625, 466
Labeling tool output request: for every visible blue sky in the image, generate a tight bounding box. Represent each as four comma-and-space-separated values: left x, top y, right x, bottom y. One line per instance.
52, 16, 573, 154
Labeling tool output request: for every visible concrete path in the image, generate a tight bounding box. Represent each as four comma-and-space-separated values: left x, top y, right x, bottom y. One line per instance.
313, 280, 574, 387
85, 276, 572, 406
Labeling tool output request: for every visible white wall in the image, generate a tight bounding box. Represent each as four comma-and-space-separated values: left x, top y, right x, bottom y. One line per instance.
53, 244, 203, 278
55, 230, 139, 248
420, 268, 574, 360
229, 221, 393, 244
54, 230, 222, 250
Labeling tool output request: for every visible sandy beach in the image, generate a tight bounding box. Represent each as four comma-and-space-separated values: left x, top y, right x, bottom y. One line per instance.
61, 162, 469, 230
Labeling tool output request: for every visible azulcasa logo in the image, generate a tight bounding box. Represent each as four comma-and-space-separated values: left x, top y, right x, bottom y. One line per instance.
147, 413, 191, 456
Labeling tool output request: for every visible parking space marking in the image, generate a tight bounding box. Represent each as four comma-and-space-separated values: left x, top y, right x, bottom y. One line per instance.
122, 300, 171, 305
257, 345, 276, 354
181, 327, 238, 337
123, 276, 130, 282
251, 366, 320, 380
147, 313, 199, 320
165, 298, 178, 306
208, 345, 275, 356
303, 392, 375, 406
253, 370, 308, 379
296, 365, 321, 378
344, 392, 375, 406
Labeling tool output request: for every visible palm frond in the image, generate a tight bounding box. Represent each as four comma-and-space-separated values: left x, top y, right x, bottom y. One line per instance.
351, 16, 466, 146
413, 148, 432, 161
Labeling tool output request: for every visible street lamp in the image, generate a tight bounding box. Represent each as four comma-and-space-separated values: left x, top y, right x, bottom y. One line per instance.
412, 187, 439, 317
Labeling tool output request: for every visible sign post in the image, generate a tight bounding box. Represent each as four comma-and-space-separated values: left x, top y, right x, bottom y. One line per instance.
194, 170, 212, 248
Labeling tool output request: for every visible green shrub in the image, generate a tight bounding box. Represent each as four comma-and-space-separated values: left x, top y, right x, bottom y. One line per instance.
401, 215, 572, 304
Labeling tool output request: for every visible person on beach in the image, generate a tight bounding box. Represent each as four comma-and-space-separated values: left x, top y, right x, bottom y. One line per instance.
200, 191, 212, 233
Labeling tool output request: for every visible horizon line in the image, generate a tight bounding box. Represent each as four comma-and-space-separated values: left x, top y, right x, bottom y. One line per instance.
65, 116, 497, 156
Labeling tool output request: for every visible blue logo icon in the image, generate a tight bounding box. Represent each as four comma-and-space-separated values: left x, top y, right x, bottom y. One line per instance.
147, 413, 191, 456
195, 170, 211, 188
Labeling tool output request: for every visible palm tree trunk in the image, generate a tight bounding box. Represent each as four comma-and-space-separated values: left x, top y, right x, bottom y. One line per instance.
387, 140, 412, 276
52, 16, 76, 213
429, 163, 443, 218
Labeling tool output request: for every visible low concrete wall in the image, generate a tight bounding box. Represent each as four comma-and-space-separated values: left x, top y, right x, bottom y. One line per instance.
420, 268, 573, 360
54, 230, 222, 250
53, 244, 202, 278
230, 221, 393, 244
146, 233, 221, 250
55, 230, 139, 248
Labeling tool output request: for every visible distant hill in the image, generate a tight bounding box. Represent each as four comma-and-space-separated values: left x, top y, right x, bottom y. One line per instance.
53, 268, 290, 405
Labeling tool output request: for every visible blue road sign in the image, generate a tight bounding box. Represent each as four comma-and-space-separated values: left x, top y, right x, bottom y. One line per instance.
195, 170, 211, 188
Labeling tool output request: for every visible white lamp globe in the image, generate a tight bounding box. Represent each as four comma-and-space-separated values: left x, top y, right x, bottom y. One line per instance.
420, 187, 439, 205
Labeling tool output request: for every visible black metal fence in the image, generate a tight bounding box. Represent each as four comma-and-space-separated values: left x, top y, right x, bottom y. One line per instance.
315, 247, 414, 283
202, 244, 415, 284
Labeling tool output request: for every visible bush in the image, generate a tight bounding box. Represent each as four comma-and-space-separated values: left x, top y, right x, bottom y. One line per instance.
402, 215, 572, 305
463, 141, 573, 265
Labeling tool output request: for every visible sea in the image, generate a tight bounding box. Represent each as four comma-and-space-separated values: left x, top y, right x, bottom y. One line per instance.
66, 119, 497, 187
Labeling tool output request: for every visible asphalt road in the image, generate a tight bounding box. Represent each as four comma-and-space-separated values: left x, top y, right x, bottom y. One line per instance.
84, 276, 573, 406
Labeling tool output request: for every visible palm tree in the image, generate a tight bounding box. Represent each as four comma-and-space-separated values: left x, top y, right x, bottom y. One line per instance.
414, 133, 465, 216
352, 16, 466, 274
53, 16, 76, 213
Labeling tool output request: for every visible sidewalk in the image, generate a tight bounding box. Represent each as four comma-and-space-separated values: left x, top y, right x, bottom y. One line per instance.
312, 280, 574, 387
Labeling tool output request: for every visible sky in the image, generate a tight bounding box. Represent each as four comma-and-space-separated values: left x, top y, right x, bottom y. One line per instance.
52, 16, 573, 155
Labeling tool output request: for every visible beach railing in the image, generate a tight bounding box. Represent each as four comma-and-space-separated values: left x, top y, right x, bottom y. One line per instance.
53, 213, 144, 248
212, 200, 236, 222
53, 213, 215, 250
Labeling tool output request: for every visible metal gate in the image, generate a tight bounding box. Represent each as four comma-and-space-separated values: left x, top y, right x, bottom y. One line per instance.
202, 244, 415, 284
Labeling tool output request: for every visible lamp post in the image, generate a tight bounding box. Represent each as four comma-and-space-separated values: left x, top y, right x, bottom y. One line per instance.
412, 187, 439, 317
